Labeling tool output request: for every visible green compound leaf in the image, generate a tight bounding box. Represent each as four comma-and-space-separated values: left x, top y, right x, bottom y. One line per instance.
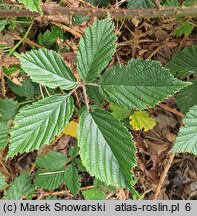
35, 151, 67, 170
64, 164, 81, 195
171, 105, 197, 155
127, 0, 155, 8
175, 21, 194, 37
19, 49, 76, 90
7, 170, 34, 200
77, 17, 116, 82
0, 172, 7, 190
35, 169, 66, 190
177, 79, 197, 113
0, 122, 9, 150
82, 188, 106, 200
18, 0, 42, 13
100, 59, 189, 110
0, 99, 19, 121
78, 109, 137, 188
8, 94, 74, 158
167, 45, 197, 78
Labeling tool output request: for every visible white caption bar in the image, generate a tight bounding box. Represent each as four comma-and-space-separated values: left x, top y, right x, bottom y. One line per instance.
0, 201, 196, 216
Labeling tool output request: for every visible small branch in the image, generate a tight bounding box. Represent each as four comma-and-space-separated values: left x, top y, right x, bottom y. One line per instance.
37, 189, 73, 198
1, 4, 197, 19
38, 185, 94, 198
147, 42, 165, 59
80, 185, 95, 191
0, 66, 6, 98
158, 103, 184, 118
153, 153, 175, 200
0, 159, 10, 177
51, 21, 82, 38
82, 83, 90, 111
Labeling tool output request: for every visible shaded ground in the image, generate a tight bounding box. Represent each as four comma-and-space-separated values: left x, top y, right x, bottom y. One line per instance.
0, 0, 197, 200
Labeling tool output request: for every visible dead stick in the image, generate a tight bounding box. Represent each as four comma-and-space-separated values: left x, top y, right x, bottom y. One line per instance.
51, 21, 82, 38
0, 66, 6, 98
1, 4, 197, 19
159, 103, 184, 118
40, 185, 94, 197
153, 153, 175, 200
39, 190, 73, 197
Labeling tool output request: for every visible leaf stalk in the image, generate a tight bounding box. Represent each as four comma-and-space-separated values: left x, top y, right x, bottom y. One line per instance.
81, 83, 90, 111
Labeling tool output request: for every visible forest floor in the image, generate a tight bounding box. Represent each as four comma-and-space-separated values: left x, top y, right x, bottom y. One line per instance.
0, 0, 197, 200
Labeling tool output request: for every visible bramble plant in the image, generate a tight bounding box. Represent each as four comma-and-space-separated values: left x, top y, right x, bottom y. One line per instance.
1, 14, 194, 199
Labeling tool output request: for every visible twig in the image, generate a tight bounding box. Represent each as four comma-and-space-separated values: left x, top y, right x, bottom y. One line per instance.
0, 160, 10, 176
114, 0, 126, 9
153, 153, 175, 200
158, 103, 184, 118
147, 43, 165, 59
51, 21, 82, 38
0, 66, 6, 98
38, 189, 73, 198
1, 4, 197, 19
80, 185, 95, 191
38, 185, 95, 198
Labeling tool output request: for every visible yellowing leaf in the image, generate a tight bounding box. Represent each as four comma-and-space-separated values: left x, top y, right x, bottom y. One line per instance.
129, 110, 156, 131
63, 121, 78, 138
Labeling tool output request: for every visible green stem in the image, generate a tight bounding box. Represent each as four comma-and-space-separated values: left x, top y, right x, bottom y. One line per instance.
19, 99, 35, 106
39, 84, 44, 99
8, 20, 34, 56
9, 19, 32, 24
85, 83, 100, 87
